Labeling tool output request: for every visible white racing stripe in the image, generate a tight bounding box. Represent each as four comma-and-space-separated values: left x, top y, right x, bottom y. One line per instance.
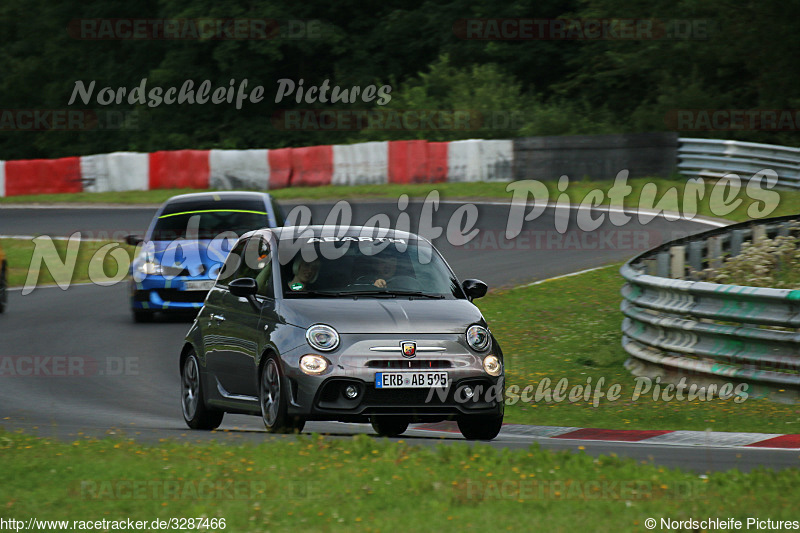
438, 200, 730, 228
512, 266, 613, 290
415, 422, 800, 449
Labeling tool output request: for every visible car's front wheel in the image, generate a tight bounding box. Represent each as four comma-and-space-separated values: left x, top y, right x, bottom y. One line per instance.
457, 414, 503, 441
371, 415, 410, 437
259, 356, 305, 434
181, 351, 224, 430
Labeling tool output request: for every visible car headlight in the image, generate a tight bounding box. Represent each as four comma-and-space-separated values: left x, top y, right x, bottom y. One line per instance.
299, 354, 329, 375
483, 355, 502, 376
136, 259, 163, 275
466, 325, 490, 352
306, 324, 339, 352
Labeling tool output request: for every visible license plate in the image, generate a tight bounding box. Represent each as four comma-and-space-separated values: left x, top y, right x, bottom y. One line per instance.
184, 280, 215, 291
375, 372, 448, 389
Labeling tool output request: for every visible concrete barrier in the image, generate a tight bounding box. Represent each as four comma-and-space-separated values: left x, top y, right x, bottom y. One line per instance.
209, 149, 270, 190
289, 145, 333, 187
81, 152, 149, 192
268, 148, 292, 190
149, 150, 210, 190
4, 157, 83, 196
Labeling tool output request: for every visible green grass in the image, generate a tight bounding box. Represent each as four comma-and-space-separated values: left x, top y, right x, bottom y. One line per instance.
1, 430, 797, 532
475, 265, 800, 434
2, 178, 800, 224
0, 238, 134, 289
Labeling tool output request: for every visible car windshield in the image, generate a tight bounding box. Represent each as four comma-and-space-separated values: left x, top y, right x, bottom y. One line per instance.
278, 236, 464, 299
151, 210, 269, 240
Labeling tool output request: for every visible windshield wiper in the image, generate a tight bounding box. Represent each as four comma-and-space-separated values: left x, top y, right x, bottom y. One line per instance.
287, 289, 445, 299
337, 289, 445, 299
285, 290, 344, 297
286, 289, 397, 298
330, 290, 398, 298
384, 290, 445, 299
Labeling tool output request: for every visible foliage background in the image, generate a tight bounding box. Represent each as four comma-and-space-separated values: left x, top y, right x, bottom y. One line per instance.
1, 0, 796, 159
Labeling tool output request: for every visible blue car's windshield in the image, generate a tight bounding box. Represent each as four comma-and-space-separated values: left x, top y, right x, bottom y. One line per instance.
151, 210, 269, 241
277, 236, 464, 299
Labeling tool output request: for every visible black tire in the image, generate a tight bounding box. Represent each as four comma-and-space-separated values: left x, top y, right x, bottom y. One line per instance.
371, 415, 410, 437
259, 356, 305, 434
181, 351, 224, 430
457, 415, 503, 441
0, 262, 7, 314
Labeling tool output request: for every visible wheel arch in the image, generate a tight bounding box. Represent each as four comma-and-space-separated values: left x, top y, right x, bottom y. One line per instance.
179, 342, 196, 374
257, 345, 280, 376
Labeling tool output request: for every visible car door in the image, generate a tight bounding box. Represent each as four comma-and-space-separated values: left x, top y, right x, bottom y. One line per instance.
203, 237, 249, 396
215, 235, 273, 399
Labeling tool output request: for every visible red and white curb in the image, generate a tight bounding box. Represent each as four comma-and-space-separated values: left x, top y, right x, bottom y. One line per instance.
414, 422, 800, 449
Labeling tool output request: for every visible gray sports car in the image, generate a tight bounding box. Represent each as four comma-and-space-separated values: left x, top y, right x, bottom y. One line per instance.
179, 225, 504, 440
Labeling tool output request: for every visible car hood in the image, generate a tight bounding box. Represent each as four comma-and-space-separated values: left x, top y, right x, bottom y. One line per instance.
281, 298, 485, 334
146, 239, 232, 277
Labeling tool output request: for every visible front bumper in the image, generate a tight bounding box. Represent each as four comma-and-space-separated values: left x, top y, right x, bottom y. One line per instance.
281, 337, 504, 421
303, 375, 504, 420
130, 277, 214, 312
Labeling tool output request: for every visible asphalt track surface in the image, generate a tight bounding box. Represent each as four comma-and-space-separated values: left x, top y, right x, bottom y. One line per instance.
1, 200, 797, 472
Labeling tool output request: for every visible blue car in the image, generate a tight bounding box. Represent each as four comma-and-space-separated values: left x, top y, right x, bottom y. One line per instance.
127, 191, 284, 322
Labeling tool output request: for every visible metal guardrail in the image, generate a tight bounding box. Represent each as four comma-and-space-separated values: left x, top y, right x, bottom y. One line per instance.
621, 215, 800, 400
678, 138, 800, 188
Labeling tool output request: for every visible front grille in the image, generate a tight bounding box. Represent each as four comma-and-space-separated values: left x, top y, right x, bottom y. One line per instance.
133, 290, 150, 302
161, 266, 191, 277
365, 360, 452, 369
363, 387, 451, 406
157, 289, 207, 303
314, 378, 500, 415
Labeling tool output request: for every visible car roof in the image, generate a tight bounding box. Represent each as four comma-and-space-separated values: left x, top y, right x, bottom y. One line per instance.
266, 225, 422, 242
164, 191, 272, 203
158, 191, 272, 217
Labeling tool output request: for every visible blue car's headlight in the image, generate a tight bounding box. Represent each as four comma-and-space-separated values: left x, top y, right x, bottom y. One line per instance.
136, 259, 163, 275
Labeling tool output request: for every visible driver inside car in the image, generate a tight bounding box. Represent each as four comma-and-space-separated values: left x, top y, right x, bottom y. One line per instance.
372, 254, 398, 288
288, 256, 321, 292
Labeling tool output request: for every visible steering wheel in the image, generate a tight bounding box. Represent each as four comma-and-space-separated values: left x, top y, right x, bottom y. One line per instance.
346, 275, 379, 288
386, 275, 422, 291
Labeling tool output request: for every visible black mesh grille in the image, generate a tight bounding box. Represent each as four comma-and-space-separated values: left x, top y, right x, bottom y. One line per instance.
363, 387, 451, 406
365, 360, 452, 369
157, 289, 207, 303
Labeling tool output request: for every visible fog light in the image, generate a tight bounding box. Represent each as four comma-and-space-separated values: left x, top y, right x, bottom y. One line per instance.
299, 354, 329, 375
483, 355, 502, 376
344, 385, 359, 399
463, 386, 474, 399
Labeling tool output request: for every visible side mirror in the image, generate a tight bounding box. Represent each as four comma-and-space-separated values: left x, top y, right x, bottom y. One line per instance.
125, 235, 143, 246
229, 277, 258, 298
462, 279, 488, 301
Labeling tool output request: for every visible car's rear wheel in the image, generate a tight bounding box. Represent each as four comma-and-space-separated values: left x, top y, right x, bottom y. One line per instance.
181, 351, 224, 430
371, 415, 410, 437
133, 309, 154, 323
259, 356, 305, 434
457, 414, 503, 441
0, 261, 7, 314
